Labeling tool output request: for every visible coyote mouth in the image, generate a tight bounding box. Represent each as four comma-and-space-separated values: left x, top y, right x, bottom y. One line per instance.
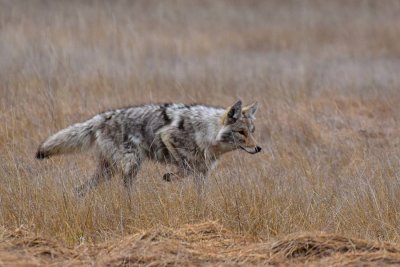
240, 145, 262, 154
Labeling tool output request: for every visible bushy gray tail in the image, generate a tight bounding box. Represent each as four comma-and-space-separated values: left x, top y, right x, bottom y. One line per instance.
36, 115, 103, 159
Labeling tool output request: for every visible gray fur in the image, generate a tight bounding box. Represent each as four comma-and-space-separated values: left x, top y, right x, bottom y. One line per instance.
36, 101, 261, 196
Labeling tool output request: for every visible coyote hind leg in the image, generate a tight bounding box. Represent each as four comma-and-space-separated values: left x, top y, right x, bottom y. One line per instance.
121, 151, 144, 191
75, 157, 113, 198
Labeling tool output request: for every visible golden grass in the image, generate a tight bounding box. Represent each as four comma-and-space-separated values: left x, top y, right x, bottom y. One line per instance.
1, 0, 400, 260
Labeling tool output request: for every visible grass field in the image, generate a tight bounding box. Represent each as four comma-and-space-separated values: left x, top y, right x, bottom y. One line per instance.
1, 0, 400, 264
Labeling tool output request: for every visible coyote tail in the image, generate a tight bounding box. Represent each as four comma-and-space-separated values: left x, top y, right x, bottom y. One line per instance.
36, 115, 104, 159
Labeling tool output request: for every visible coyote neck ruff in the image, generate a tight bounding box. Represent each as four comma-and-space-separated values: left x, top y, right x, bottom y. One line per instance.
36, 100, 261, 196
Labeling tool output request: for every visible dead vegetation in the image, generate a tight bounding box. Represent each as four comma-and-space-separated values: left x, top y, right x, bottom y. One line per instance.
2, 222, 400, 266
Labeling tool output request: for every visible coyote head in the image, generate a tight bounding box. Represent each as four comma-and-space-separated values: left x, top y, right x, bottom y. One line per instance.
216, 100, 261, 155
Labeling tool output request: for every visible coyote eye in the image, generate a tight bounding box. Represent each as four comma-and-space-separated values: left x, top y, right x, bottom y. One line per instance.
238, 130, 246, 136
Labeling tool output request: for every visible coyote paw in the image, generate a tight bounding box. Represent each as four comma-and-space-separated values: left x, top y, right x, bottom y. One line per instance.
162, 173, 174, 182
163, 172, 185, 182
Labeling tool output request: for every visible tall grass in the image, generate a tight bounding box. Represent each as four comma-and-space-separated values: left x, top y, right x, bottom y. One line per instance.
1, 0, 400, 244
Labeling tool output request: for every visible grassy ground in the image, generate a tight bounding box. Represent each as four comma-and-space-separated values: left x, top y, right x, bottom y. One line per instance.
1, 0, 400, 247
3, 222, 400, 266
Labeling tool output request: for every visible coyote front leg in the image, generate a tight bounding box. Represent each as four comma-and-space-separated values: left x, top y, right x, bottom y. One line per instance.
160, 132, 193, 179
160, 132, 210, 195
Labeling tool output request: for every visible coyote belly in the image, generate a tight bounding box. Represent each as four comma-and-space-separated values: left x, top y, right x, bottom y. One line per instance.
36, 100, 261, 196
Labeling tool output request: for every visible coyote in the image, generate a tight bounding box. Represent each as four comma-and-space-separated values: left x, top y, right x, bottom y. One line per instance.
36, 100, 261, 196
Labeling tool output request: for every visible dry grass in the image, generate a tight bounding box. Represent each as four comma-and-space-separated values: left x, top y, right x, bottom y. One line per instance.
2, 221, 400, 266
1, 0, 400, 264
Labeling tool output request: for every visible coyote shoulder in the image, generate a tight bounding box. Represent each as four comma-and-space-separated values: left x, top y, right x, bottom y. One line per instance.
36, 100, 261, 196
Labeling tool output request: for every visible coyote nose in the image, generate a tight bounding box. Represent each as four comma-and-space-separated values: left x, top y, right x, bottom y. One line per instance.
255, 146, 262, 153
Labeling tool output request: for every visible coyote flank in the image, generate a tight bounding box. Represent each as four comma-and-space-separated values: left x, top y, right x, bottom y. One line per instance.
36, 100, 261, 196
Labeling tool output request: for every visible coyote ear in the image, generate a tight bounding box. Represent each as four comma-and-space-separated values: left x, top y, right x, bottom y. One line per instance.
224, 100, 242, 125
242, 102, 259, 119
